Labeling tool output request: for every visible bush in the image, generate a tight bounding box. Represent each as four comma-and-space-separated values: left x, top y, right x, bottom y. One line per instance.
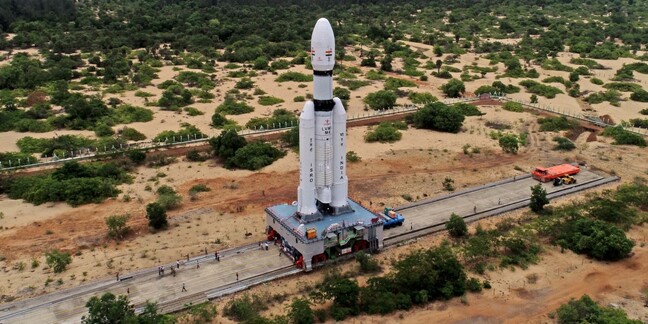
530, 184, 549, 213
127, 150, 146, 165
630, 90, 648, 102
499, 134, 520, 154
502, 101, 524, 112
226, 141, 285, 170
466, 278, 482, 292
355, 251, 381, 273
346, 151, 361, 162
453, 103, 483, 116
257, 96, 284, 106
45, 250, 72, 273
590, 78, 604, 85
153, 124, 206, 143
412, 102, 465, 133
223, 294, 267, 322
364, 90, 397, 110
105, 214, 130, 240
603, 82, 642, 93
556, 295, 641, 324
555, 218, 634, 261
519, 80, 563, 98
539, 116, 577, 132
384, 77, 417, 91
585, 90, 622, 106
189, 184, 210, 195
293, 96, 305, 102
275, 72, 312, 82
186, 149, 208, 162
408, 91, 437, 104
245, 109, 297, 130
235, 78, 254, 89
215, 97, 254, 115
183, 107, 204, 116
120, 127, 147, 141
601, 126, 646, 147
146, 202, 168, 230
440, 78, 465, 98
365, 123, 402, 143
446, 213, 468, 237
553, 137, 576, 151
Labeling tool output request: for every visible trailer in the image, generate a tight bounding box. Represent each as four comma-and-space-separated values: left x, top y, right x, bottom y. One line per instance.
379, 207, 404, 229
532, 164, 580, 182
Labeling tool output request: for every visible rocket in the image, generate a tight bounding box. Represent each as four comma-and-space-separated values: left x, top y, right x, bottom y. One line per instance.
297, 18, 350, 217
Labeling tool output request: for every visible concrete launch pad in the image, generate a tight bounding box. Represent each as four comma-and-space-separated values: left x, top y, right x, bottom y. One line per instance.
266, 199, 383, 271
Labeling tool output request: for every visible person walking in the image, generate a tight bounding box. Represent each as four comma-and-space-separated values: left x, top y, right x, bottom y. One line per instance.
176, 260, 180, 269
236, 272, 239, 281
197, 261, 200, 269
182, 283, 187, 292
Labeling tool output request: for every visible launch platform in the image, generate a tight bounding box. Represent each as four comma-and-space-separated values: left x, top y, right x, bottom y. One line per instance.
266, 199, 384, 271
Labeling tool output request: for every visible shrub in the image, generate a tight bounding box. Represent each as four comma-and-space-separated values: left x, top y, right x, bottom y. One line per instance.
127, 150, 146, 165
120, 127, 146, 141
189, 184, 210, 195
630, 90, 648, 102
446, 213, 468, 237
257, 96, 284, 106
466, 278, 482, 292
590, 78, 604, 85
601, 126, 646, 147
346, 151, 361, 162
186, 149, 208, 162
105, 214, 130, 240
384, 77, 417, 91
45, 250, 72, 273
502, 101, 524, 112
408, 92, 438, 104
585, 90, 622, 106
275, 72, 312, 82
519, 80, 563, 98
364, 90, 397, 110
235, 78, 254, 89
553, 137, 576, 151
641, 109, 648, 116
215, 98, 254, 115
245, 109, 297, 130
355, 251, 381, 273
153, 124, 206, 142
184, 107, 204, 116
538, 116, 577, 132
440, 78, 466, 98
603, 82, 642, 93
226, 141, 285, 170
499, 134, 520, 154
556, 295, 640, 324
412, 102, 465, 133
554, 218, 634, 261
530, 184, 549, 213
293, 96, 305, 102
365, 123, 402, 143
146, 202, 168, 230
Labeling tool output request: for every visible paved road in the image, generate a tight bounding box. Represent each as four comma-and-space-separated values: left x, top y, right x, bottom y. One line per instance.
386, 169, 607, 239
0, 244, 292, 323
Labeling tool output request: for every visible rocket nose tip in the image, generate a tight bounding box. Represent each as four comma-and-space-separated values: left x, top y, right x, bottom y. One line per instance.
313, 18, 334, 35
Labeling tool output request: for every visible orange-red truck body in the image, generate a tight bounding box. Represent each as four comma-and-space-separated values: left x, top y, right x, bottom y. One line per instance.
532, 164, 580, 182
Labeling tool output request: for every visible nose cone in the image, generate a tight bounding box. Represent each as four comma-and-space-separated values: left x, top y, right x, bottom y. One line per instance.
311, 18, 335, 71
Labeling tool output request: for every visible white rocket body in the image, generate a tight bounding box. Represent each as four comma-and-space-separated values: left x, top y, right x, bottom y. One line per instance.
297, 18, 349, 217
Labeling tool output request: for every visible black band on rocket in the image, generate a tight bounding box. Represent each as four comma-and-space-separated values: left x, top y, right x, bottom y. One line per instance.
313, 70, 333, 77
313, 99, 335, 111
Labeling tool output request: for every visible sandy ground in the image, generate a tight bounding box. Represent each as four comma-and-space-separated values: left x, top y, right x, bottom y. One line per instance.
1, 39, 648, 321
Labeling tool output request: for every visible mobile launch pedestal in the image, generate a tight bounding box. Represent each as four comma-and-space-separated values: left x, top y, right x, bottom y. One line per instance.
265, 18, 384, 271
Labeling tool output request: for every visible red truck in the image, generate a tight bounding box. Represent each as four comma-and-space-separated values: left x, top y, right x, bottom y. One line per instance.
532, 164, 580, 182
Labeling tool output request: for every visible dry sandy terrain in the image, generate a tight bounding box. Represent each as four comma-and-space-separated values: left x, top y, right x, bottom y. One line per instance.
1, 39, 648, 322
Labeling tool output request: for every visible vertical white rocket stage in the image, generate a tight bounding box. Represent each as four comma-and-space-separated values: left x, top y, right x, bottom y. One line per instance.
297, 18, 352, 221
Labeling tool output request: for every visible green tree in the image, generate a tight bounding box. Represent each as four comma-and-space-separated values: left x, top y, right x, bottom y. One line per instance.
311, 274, 360, 312
530, 184, 549, 213
226, 141, 285, 170
286, 298, 314, 324
45, 250, 72, 273
209, 130, 247, 160
498, 134, 520, 154
530, 94, 538, 104
146, 202, 168, 230
82, 292, 137, 324
446, 213, 468, 238
364, 90, 397, 110
105, 214, 130, 240
440, 78, 465, 98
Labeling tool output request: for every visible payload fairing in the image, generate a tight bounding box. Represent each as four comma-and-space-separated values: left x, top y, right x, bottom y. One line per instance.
297, 18, 351, 220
